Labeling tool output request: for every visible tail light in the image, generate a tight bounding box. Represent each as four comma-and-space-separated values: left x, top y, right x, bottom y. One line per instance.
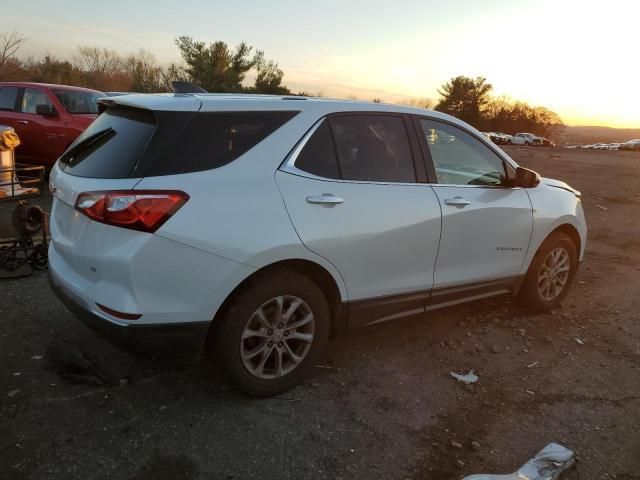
75, 190, 189, 233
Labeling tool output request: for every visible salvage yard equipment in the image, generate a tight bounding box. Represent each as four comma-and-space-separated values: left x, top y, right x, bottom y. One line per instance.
0, 201, 48, 278
0, 125, 46, 201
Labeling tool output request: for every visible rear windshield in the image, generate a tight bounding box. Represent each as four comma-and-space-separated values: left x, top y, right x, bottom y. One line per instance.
53, 90, 103, 114
58, 108, 156, 178
57, 109, 298, 178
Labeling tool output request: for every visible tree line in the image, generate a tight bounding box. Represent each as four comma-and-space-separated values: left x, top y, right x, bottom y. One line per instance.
1, 30, 563, 137
0, 31, 291, 95
435, 76, 563, 137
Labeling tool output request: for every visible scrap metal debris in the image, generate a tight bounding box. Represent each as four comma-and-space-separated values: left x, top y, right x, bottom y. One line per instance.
450, 370, 478, 384
463, 442, 575, 480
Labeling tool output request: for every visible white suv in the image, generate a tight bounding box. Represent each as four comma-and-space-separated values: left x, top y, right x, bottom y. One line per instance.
48, 94, 586, 396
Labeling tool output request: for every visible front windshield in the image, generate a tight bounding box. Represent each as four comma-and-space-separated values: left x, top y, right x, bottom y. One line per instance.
53, 90, 104, 114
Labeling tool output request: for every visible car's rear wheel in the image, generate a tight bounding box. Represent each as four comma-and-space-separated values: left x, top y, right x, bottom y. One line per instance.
518, 233, 577, 312
216, 269, 330, 396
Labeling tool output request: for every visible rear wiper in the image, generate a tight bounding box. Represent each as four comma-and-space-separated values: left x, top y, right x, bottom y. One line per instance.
60, 127, 116, 166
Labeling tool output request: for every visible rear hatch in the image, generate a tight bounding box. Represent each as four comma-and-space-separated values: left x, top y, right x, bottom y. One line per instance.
49, 95, 202, 287
50, 94, 298, 289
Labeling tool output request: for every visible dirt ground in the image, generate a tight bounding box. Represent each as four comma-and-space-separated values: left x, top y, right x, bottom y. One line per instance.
1, 146, 639, 480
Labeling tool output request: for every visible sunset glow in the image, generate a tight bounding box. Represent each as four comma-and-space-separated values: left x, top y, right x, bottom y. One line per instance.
4, 0, 638, 127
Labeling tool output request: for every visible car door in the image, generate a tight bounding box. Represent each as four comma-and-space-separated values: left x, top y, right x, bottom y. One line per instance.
276, 114, 442, 327
415, 118, 533, 297
15, 87, 65, 166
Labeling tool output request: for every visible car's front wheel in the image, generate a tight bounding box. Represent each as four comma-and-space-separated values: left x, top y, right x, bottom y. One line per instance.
216, 269, 330, 396
518, 233, 578, 312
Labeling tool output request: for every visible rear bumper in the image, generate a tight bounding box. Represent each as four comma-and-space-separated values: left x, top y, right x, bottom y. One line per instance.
49, 268, 210, 359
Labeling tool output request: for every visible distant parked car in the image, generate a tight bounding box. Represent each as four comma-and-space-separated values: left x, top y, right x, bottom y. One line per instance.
0, 82, 104, 167
541, 138, 555, 147
492, 132, 512, 145
508, 134, 527, 145
482, 132, 509, 145
515, 133, 541, 146
620, 139, 640, 151
492, 132, 517, 145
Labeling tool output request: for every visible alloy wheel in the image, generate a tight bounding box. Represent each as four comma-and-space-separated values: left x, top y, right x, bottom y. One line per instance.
537, 247, 571, 301
240, 295, 315, 380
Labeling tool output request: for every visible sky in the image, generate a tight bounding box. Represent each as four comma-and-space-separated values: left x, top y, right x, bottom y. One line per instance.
3, 0, 639, 128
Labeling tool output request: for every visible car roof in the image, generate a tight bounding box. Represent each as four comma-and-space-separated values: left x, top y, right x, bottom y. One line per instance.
99, 92, 472, 127
0, 81, 104, 94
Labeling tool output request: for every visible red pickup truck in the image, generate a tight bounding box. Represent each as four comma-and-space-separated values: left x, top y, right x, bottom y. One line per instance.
0, 82, 104, 167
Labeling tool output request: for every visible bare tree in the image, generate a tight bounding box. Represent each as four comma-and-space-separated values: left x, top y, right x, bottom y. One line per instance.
126, 50, 169, 92
73, 46, 124, 88
0, 30, 27, 79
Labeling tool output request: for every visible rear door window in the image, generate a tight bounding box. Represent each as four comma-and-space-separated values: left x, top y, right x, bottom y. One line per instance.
58, 107, 156, 178
293, 114, 417, 183
330, 115, 416, 183
0, 87, 19, 111
294, 121, 340, 179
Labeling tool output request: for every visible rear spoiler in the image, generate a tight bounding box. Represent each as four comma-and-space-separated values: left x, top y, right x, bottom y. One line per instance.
97, 81, 207, 112
97, 94, 203, 114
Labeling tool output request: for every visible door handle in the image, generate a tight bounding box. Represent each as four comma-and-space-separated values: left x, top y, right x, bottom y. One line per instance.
306, 193, 344, 206
16, 120, 29, 125
444, 196, 471, 207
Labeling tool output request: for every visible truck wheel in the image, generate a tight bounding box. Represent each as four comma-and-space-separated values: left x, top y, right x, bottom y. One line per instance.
518, 233, 578, 312
216, 269, 331, 397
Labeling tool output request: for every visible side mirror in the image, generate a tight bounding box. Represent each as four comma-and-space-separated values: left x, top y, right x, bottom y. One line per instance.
36, 104, 58, 117
515, 167, 540, 188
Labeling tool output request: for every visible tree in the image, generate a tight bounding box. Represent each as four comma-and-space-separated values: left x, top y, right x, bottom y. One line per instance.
174, 36, 257, 92
252, 51, 290, 94
73, 46, 125, 89
24, 55, 82, 85
0, 30, 27, 79
484, 96, 563, 137
126, 50, 169, 93
435, 76, 493, 127
400, 97, 434, 110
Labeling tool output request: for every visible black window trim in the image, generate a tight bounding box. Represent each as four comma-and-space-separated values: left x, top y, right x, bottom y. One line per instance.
282, 111, 427, 186
411, 115, 520, 189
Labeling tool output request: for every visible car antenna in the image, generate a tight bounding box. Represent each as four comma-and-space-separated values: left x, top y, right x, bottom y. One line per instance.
172, 81, 208, 94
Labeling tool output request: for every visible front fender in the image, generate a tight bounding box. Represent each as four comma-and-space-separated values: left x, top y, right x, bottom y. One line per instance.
521, 184, 587, 275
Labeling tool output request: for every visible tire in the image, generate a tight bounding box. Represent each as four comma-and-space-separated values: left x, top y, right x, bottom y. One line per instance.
216, 269, 331, 397
518, 233, 578, 312
524, 141, 530, 146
